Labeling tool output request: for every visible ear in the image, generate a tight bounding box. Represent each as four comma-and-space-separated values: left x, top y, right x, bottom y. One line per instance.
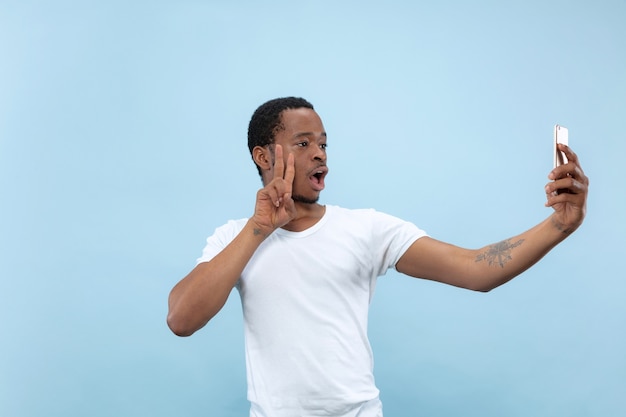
252, 146, 272, 172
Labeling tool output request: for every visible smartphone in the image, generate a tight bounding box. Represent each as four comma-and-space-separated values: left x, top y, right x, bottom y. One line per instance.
553, 124, 569, 168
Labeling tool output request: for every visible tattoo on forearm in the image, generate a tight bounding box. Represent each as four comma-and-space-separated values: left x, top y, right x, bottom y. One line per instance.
475, 239, 525, 268
253, 228, 263, 236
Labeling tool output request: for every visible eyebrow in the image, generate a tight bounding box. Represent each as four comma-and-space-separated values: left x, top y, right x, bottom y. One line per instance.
292, 131, 327, 140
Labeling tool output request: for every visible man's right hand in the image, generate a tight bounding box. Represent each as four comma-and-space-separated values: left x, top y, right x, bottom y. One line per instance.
251, 144, 296, 236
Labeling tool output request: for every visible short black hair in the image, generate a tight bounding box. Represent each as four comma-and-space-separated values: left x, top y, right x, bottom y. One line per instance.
247, 97, 314, 176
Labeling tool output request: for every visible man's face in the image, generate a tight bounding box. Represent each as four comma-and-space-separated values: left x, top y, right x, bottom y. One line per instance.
269, 108, 328, 204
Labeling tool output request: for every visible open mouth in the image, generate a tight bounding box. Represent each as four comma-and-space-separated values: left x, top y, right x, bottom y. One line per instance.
308, 167, 327, 191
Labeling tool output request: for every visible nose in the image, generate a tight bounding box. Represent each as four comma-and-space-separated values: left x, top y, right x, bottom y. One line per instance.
313, 144, 326, 162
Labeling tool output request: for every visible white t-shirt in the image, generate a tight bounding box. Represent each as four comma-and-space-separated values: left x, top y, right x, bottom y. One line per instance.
197, 205, 427, 417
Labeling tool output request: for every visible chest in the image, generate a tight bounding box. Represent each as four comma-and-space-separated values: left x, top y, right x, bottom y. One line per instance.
238, 232, 377, 305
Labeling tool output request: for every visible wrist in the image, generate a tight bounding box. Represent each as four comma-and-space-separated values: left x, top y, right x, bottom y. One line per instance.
247, 218, 274, 239
549, 213, 578, 236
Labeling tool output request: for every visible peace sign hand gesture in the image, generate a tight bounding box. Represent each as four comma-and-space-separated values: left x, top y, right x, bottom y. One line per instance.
251, 144, 297, 236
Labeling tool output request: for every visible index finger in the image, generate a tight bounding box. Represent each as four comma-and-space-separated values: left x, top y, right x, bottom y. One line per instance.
284, 152, 295, 186
273, 144, 285, 179
558, 143, 580, 167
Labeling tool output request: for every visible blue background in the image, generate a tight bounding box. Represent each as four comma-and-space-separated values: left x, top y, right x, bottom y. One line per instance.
1, 1, 625, 416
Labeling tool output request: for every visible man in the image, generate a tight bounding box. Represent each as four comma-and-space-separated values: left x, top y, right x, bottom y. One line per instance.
167, 97, 588, 417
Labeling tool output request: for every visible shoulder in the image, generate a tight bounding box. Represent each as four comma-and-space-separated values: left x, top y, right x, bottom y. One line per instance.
326, 205, 426, 238
208, 217, 249, 241
196, 218, 249, 264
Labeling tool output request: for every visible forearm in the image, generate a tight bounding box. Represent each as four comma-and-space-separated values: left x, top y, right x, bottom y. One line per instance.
167, 150, 299, 336
399, 213, 575, 291
468, 213, 572, 291
167, 220, 266, 336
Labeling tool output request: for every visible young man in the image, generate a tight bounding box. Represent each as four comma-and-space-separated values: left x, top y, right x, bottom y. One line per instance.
167, 97, 588, 417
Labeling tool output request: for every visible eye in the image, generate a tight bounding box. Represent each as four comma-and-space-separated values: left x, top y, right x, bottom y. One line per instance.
296, 141, 308, 147
320, 143, 328, 150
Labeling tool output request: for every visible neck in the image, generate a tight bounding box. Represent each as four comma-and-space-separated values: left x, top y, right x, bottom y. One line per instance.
281, 202, 325, 232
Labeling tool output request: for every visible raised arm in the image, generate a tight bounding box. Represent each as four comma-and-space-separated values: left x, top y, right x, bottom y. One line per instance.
167, 145, 296, 336
396, 144, 588, 291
